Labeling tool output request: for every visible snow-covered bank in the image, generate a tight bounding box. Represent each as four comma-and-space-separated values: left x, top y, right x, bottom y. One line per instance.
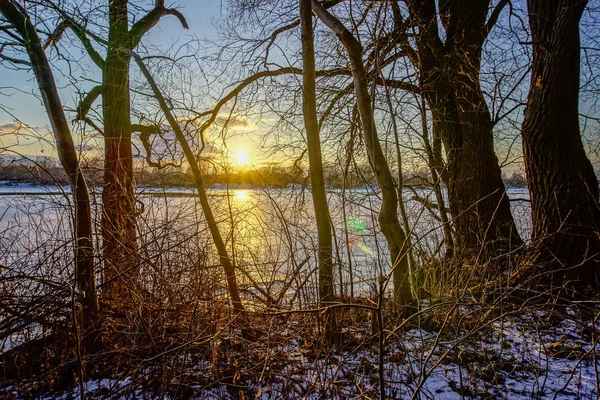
2, 304, 595, 399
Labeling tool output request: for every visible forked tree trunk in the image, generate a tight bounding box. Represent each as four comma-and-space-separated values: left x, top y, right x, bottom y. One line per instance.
71, 1, 187, 298
404, 0, 522, 261
101, 0, 139, 297
312, 0, 414, 308
522, 0, 600, 291
300, 0, 337, 342
0, 0, 101, 355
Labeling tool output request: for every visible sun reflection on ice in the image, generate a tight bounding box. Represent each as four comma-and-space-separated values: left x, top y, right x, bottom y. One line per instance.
234, 189, 251, 202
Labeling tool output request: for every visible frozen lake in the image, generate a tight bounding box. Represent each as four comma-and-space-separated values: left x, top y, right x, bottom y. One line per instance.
0, 182, 532, 292
0, 183, 531, 351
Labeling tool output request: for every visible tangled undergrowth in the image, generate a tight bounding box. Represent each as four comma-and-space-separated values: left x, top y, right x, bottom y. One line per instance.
2, 292, 599, 399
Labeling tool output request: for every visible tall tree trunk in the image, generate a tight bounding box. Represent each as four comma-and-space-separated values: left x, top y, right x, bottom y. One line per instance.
449, 59, 522, 258
312, 0, 414, 308
0, 0, 101, 355
66, 1, 187, 298
416, 89, 454, 258
300, 0, 336, 341
447, 2, 521, 258
522, 0, 600, 291
101, 0, 139, 297
404, 0, 522, 261
131, 52, 252, 338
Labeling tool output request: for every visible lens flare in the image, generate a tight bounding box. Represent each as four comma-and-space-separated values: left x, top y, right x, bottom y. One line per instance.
344, 216, 373, 254
344, 215, 367, 232
356, 242, 374, 255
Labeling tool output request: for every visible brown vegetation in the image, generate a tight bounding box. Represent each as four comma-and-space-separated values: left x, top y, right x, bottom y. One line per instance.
0, 0, 599, 398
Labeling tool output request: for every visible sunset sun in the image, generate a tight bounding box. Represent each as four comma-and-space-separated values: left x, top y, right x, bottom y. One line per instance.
234, 149, 250, 166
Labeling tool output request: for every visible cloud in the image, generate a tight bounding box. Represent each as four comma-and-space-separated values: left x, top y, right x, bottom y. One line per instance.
174, 113, 256, 132
0, 122, 22, 132
213, 114, 255, 130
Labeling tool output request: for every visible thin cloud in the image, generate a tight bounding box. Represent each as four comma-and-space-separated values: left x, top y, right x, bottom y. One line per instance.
214, 114, 255, 130
0, 122, 21, 131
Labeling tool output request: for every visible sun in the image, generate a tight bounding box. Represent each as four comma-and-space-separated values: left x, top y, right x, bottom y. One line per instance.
234, 149, 250, 166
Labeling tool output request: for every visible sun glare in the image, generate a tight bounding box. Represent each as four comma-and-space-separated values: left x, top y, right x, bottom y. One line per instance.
234, 149, 250, 166
234, 190, 250, 201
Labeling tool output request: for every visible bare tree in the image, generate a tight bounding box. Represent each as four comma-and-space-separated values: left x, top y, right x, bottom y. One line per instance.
397, 0, 523, 260
0, 0, 101, 355
130, 51, 252, 338
300, 0, 336, 341
45, 0, 189, 297
312, 0, 414, 309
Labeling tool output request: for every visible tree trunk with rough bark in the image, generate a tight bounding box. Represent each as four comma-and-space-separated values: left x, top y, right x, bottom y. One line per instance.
447, 1, 521, 258
403, 0, 522, 261
522, 0, 600, 292
101, 0, 139, 297
97, 0, 188, 297
300, 0, 337, 341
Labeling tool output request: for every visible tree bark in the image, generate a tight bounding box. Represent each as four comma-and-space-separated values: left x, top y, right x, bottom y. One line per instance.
522, 0, 600, 291
101, 0, 139, 297
300, 0, 337, 341
447, 1, 521, 258
312, 0, 414, 308
403, 0, 522, 261
0, 0, 101, 354
97, 0, 188, 297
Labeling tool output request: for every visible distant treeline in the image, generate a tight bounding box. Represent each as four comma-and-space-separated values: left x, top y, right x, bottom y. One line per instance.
0, 159, 70, 185
0, 159, 528, 189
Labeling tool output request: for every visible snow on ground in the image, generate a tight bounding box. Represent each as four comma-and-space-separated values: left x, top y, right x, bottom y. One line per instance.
5, 304, 595, 400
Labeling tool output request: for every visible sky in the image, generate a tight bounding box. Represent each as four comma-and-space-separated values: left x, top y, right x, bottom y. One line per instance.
1, 1, 597, 174
0, 0, 226, 158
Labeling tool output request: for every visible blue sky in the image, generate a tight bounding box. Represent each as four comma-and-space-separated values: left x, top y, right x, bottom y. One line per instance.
0, 0, 225, 156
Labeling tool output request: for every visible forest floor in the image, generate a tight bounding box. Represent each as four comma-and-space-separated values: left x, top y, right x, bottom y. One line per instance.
1, 300, 598, 399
